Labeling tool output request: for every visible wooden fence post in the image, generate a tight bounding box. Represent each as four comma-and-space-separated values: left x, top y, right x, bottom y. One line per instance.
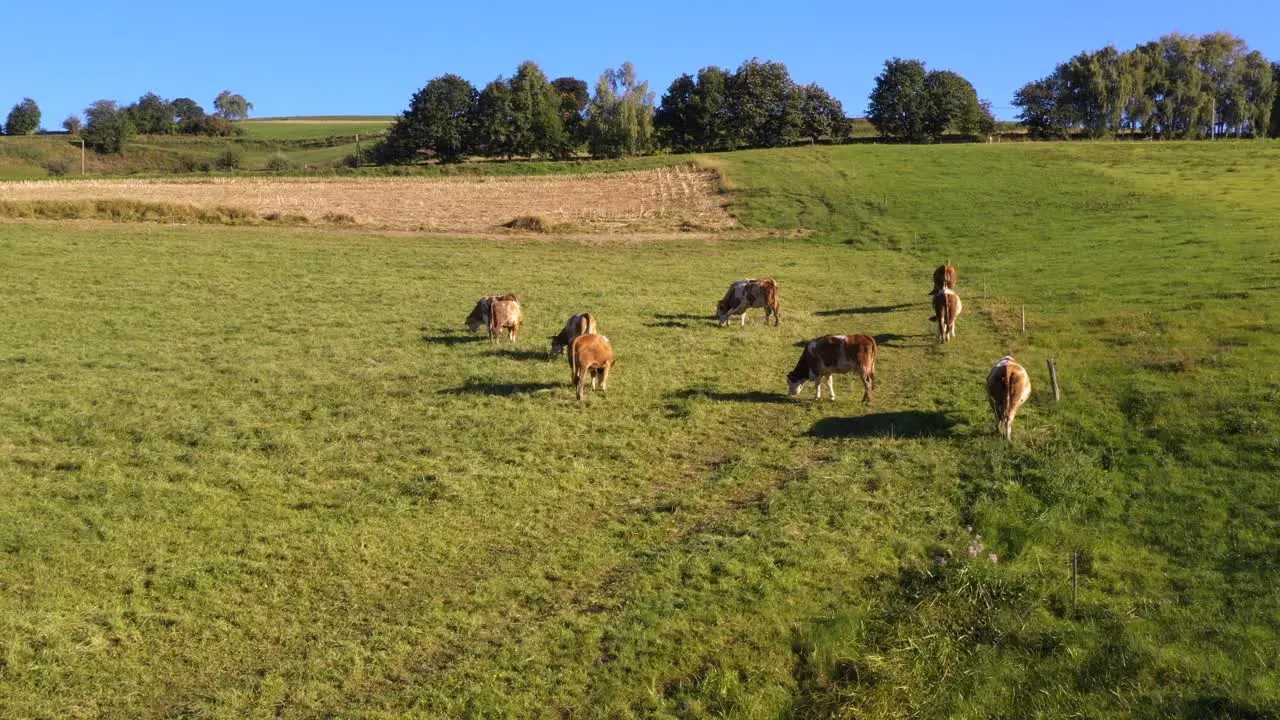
1047, 359, 1061, 402
1021, 304, 1026, 335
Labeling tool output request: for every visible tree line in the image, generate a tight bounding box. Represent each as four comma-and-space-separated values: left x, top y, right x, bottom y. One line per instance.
375, 58, 852, 164
1, 91, 254, 153
1013, 32, 1280, 139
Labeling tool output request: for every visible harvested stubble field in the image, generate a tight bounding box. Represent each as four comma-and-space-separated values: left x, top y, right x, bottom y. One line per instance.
0, 165, 733, 234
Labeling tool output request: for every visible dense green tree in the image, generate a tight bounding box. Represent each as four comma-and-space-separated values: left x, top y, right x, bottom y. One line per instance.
128, 92, 176, 134
171, 98, 206, 133
5, 97, 41, 135
1240, 51, 1275, 136
62, 115, 82, 135
977, 99, 997, 137
922, 70, 981, 140
552, 76, 589, 152
82, 100, 136, 154
867, 58, 929, 141
1013, 75, 1066, 138
654, 66, 732, 152
383, 74, 478, 163
799, 83, 847, 142
1271, 63, 1280, 138
508, 61, 565, 158
213, 90, 253, 120
469, 78, 516, 159
726, 58, 802, 148
585, 62, 654, 158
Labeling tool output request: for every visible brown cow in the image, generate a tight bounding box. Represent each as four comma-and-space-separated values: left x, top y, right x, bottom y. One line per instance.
464, 294, 522, 342
932, 287, 962, 342
568, 333, 613, 401
986, 356, 1032, 441
550, 313, 597, 354
929, 264, 957, 295
717, 278, 780, 326
786, 334, 877, 402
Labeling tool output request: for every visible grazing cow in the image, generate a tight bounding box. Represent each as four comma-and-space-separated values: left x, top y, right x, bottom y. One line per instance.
932, 287, 962, 342
986, 356, 1032, 441
930, 264, 957, 295
786, 334, 877, 402
550, 313, 597, 354
717, 278, 780, 326
464, 294, 522, 342
568, 333, 613, 401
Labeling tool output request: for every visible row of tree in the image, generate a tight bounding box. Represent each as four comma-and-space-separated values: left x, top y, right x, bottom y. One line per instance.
1013, 32, 1280, 139
376, 58, 851, 163
2, 92, 255, 152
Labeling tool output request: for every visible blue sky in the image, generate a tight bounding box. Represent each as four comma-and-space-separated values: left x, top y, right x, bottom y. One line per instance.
7, 1, 1279, 125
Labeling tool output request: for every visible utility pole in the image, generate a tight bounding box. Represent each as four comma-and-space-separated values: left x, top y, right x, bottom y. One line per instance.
81, 139, 85, 176
355, 134, 360, 168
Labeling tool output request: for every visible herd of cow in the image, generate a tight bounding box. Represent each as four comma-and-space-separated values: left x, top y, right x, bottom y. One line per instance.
461, 265, 1034, 440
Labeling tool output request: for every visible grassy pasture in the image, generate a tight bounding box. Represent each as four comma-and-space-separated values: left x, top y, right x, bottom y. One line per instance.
1, 142, 1278, 718
235, 119, 393, 141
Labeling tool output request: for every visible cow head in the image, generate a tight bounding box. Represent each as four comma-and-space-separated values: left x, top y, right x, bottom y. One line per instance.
464, 299, 488, 332
715, 297, 733, 326
550, 332, 568, 354
786, 367, 811, 397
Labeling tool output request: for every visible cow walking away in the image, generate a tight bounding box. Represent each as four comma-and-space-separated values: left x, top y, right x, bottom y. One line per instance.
568, 333, 613, 401
464, 294, 523, 342
786, 334, 877, 402
987, 356, 1032, 441
932, 287, 962, 342
930, 264, 957, 295
717, 278, 780, 326
550, 313, 597, 354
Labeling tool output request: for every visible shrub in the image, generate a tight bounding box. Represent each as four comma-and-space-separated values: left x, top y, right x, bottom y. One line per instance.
503, 215, 551, 232
176, 155, 213, 173
215, 148, 244, 170
44, 158, 74, 176
264, 152, 291, 172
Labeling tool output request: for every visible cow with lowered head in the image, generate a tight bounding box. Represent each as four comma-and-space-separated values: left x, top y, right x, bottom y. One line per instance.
465, 293, 523, 342
717, 278, 780, 326
550, 313, 597, 354
787, 334, 877, 402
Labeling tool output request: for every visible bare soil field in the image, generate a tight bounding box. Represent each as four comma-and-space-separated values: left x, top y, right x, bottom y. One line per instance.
0, 166, 733, 234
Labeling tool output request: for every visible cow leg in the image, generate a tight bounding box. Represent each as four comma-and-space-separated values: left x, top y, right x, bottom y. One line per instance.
740, 310, 747, 327
826, 375, 836, 401
600, 364, 609, 392
862, 373, 872, 404
815, 377, 824, 400
591, 367, 600, 390
576, 371, 586, 401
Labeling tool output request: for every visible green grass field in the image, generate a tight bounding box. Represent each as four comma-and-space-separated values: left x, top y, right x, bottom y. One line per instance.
1, 141, 1277, 718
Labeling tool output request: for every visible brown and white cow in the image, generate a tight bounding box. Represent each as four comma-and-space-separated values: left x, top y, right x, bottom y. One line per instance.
550, 313, 597, 354
930, 264, 957, 295
568, 333, 613, 401
786, 334, 877, 402
986, 356, 1032, 441
717, 278, 780, 326
464, 294, 522, 342
932, 287, 962, 342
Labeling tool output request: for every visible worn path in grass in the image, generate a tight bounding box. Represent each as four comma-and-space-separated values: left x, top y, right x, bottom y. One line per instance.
1, 141, 1277, 718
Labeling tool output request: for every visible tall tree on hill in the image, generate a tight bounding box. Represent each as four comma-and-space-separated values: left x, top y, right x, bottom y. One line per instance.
171, 98, 206, 133
1271, 63, 1280, 137
213, 90, 253, 121
799, 83, 848, 143
552, 76, 589, 152
1240, 51, 1275, 136
82, 100, 136, 154
1013, 74, 1066, 138
62, 115, 82, 135
726, 59, 803, 148
508, 61, 565, 159
469, 78, 516, 159
383, 74, 478, 164
922, 70, 981, 140
655, 66, 732, 152
5, 97, 41, 135
128, 92, 176, 134
867, 58, 929, 141
585, 62, 655, 158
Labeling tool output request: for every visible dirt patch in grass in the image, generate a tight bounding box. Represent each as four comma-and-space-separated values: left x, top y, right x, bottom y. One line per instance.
0, 165, 734, 234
